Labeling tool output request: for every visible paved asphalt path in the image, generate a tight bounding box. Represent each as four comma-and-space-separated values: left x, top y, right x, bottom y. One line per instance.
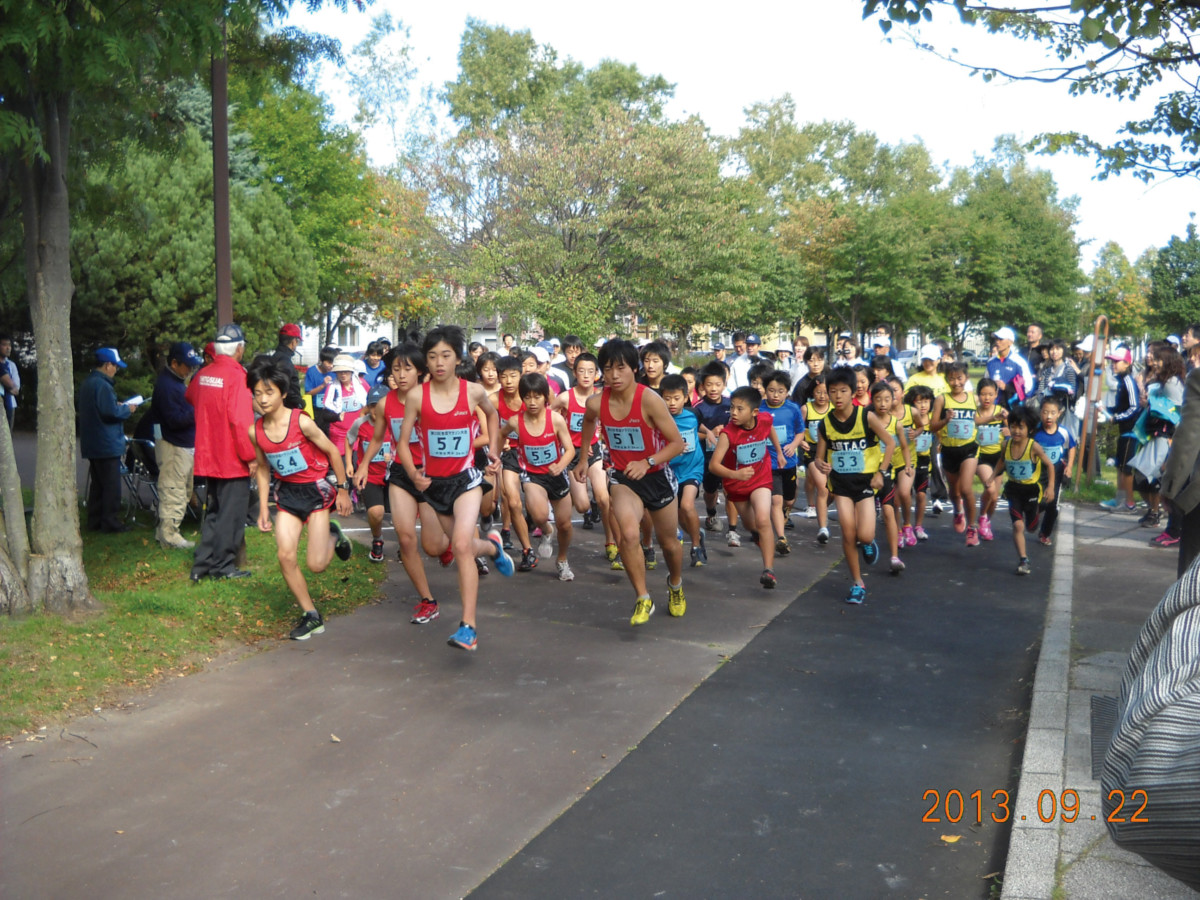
473, 508, 1049, 900
1, 459, 1049, 898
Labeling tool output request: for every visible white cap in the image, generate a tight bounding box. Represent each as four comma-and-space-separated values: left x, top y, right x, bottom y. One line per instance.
992, 326, 1017, 342
1076, 335, 1095, 353
777, 340, 793, 353
637, 338, 651, 348
594, 337, 606, 348
531, 346, 551, 364
919, 343, 940, 362
1168, 334, 1181, 346
872, 335, 891, 347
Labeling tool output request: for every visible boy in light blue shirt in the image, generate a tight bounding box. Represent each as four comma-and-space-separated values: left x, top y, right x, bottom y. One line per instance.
760, 370, 807, 553
661, 374, 708, 566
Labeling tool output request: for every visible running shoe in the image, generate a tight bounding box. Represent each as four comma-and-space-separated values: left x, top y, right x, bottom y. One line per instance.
411, 598, 440, 624
953, 511, 966, 534
775, 536, 791, 556
691, 533, 708, 567
438, 547, 454, 567
727, 531, 742, 548
901, 525, 916, 548
1098, 498, 1121, 510
538, 531, 556, 560
667, 579, 686, 616
581, 510, 595, 530
532, 527, 543, 538
447, 622, 477, 651
604, 543, 620, 562
845, 584, 866, 605
915, 526, 930, 542
676, 527, 684, 544
289, 610, 325, 640
1016, 559, 1031, 576
501, 529, 513, 550
1153, 532, 1181, 547
965, 526, 980, 547
630, 596, 655, 626
760, 569, 777, 589
979, 514, 994, 541
1139, 510, 1162, 528
1038, 534, 1053, 547
518, 548, 537, 571
556, 560, 575, 582
817, 527, 830, 544
487, 531, 515, 577
643, 545, 657, 569
890, 556, 905, 574
705, 515, 723, 532
330, 520, 353, 561
931, 499, 944, 516
804, 505, 818, 519
475, 556, 490, 576
785, 516, 795, 530
861, 540, 879, 566
369, 538, 385, 563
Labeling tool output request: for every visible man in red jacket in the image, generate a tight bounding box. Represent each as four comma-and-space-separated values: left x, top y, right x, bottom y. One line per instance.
187, 323, 258, 581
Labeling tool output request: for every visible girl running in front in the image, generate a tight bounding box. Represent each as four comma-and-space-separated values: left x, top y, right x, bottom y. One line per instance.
505, 373, 576, 581
813, 367, 896, 605
869, 380, 912, 573
659, 374, 708, 566
709, 386, 787, 588
396, 326, 514, 651
901, 384, 936, 543
972, 378, 1009, 543
930, 361, 981, 547
247, 357, 354, 641
986, 406, 1054, 576
802, 374, 832, 544
344, 384, 391, 562
353, 342, 454, 626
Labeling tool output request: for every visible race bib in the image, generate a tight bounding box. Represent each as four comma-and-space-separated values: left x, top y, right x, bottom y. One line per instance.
773, 424, 789, 445
947, 416, 975, 441
1006, 458, 1035, 482
977, 423, 1002, 446
267, 447, 308, 478
832, 448, 865, 474
371, 441, 391, 464
681, 427, 697, 455
569, 411, 585, 433
1043, 444, 1063, 465
605, 425, 645, 453
427, 427, 471, 458
523, 442, 559, 467
390, 419, 420, 443
807, 420, 820, 442
736, 440, 767, 467
914, 432, 933, 454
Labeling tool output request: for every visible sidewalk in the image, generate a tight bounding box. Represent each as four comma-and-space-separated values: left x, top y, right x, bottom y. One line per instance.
1002, 504, 1200, 899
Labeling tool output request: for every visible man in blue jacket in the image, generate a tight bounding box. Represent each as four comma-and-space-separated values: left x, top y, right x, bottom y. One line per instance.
149, 342, 202, 549
78, 347, 142, 532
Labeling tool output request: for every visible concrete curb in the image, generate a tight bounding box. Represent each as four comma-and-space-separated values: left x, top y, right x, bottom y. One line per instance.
1002, 504, 1075, 900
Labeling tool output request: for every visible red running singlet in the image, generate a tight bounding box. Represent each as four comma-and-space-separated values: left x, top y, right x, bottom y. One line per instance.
419, 380, 475, 477
518, 412, 561, 475
600, 384, 664, 474
383, 389, 424, 468
255, 409, 329, 484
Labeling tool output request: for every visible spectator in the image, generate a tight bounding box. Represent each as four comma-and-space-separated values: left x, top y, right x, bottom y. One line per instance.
833, 339, 863, 368
533, 345, 568, 394
728, 333, 763, 390
1037, 339, 1078, 403
986, 327, 1034, 409
1161, 361, 1200, 574
1134, 341, 1184, 539
79, 347, 141, 532
791, 346, 826, 404
872, 326, 898, 359
0, 333, 18, 429
362, 341, 387, 386
1026, 322, 1048, 372
304, 345, 338, 431
712, 342, 730, 372
467, 341, 485, 365
1100, 344, 1141, 512
1182, 323, 1200, 372
187, 324, 257, 581
502, 333, 516, 354
150, 341, 202, 549
268, 324, 303, 409
321, 354, 370, 455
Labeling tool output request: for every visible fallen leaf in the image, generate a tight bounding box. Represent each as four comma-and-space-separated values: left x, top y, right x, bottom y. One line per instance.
115, 830, 124, 835
941, 835, 961, 844
330, 734, 341, 743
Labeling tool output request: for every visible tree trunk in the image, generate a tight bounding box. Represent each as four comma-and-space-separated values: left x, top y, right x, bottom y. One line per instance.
21, 91, 99, 615
0, 410, 30, 584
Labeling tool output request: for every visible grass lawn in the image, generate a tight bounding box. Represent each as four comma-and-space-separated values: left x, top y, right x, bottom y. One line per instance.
0, 509, 384, 740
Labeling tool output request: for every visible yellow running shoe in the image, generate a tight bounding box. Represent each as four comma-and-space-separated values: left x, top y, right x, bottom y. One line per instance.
667, 579, 686, 617
630, 596, 654, 626
606, 543, 624, 570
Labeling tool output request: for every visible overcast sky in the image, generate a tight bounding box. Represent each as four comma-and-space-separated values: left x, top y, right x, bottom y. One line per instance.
288, 1, 1197, 269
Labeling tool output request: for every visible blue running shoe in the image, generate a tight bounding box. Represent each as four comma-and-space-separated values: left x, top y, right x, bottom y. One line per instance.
448, 623, 477, 651
845, 584, 866, 605
488, 531, 514, 577
861, 540, 879, 566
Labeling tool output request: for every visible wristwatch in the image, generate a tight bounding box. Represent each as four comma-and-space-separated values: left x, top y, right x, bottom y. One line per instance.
647, 456, 657, 468
336, 481, 351, 491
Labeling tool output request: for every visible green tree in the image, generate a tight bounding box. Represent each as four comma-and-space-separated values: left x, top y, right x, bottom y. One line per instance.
863, 0, 1200, 179
1088, 241, 1152, 342
1149, 222, 1200, 330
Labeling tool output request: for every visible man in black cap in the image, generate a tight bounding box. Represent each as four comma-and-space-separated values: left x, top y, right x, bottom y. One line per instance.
268, 323, 304, 409
78, 347, 142, 532
149, 341, 202, 549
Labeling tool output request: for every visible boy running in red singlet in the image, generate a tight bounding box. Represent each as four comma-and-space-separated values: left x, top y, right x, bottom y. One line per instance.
395, 326, 513, 652
491, 356, 534, 565
575, 340, 686, 625
247, 358, 354, 641
709, 386, 787, 588
503, 373, 577, 580
353, 343, 451, 625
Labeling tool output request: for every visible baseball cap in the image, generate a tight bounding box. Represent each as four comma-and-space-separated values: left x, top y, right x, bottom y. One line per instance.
747, 334, 761, 344
96, 347, 127, 369
992, 326, 1017, 342
536, 340, 555, 353
367, 384, 388, 406
713, 342, 726, 351
1105, 345, 1132, 364
1168, 334, 1181, 346
1076, 334, 1095, 353
278, 323, 302, 339
549, 337, 561, 347
872, 335, 891, 347
594, 337, 606, 348
918, 343, 940, 362
777, 340, 793, 353
331, 353, 357, 373
215, 323, 245, 345
168, 342, 202, 367
531, 346, 551, 364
